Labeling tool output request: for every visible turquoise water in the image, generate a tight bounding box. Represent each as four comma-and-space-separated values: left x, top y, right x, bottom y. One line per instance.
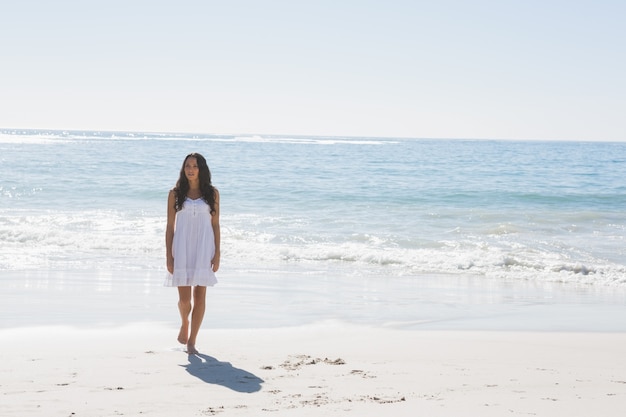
1, 129, 625, 286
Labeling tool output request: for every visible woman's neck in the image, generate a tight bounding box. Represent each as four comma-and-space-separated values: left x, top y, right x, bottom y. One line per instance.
187, 182, 201, 199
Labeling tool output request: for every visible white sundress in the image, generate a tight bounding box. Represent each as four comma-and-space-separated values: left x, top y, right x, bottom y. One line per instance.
164, 197, 218, 287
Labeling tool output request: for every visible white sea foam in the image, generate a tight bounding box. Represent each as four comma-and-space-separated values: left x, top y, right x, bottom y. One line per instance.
232, 135, 393, 145
0, 133, 74, 144
2, 209, 624, 287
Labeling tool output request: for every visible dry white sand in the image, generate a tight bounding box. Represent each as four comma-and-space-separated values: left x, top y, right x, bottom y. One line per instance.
2, 322, 626, 416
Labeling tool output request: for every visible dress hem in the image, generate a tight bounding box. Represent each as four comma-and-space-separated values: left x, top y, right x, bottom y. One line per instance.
163, 272, 218, 287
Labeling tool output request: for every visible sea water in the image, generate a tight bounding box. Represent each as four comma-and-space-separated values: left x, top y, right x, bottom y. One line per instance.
1, 129, 625, 328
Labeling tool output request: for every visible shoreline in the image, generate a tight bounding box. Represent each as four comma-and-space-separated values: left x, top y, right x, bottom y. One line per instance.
2, 268, 626, 332
3, 268, 626, 331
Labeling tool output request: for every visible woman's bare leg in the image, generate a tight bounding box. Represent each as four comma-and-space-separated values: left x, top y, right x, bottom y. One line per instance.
177, 287, 192, 345
187, 286, 206, 354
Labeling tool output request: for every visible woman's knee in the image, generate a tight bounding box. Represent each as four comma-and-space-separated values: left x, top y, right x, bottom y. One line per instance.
193, 286, 207, 304
178, 287, 192, 303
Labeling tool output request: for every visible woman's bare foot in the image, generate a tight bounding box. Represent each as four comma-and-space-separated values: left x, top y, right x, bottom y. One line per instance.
177, 321, 189, 345
186, 344, 198, 355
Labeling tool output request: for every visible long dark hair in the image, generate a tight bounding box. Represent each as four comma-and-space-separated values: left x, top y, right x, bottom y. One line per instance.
173, 153, 217, 214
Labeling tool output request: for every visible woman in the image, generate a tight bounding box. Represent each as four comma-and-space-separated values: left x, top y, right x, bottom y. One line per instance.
165, 153, 220, 354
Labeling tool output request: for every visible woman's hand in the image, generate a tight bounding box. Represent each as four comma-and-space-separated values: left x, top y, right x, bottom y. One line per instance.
166, 257, 174, 274
211, 253, 220, 272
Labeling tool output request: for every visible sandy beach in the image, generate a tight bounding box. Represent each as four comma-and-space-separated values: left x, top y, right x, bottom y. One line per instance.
2, 321, 626, 417
3, 270, 626, 416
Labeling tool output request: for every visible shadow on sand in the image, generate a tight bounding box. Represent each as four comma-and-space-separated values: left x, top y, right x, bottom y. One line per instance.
181, 353, 264, 393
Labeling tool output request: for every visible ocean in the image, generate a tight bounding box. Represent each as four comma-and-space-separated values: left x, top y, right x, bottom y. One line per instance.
1, 129, 625, 329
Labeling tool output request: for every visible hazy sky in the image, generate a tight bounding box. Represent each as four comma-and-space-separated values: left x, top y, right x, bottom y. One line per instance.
1, 0, 625, 140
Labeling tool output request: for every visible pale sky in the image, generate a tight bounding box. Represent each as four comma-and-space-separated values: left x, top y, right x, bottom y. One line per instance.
1, 0, 625, 140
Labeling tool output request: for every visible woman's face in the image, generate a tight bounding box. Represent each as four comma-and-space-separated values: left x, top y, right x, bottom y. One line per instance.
184, 157, 199, 182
